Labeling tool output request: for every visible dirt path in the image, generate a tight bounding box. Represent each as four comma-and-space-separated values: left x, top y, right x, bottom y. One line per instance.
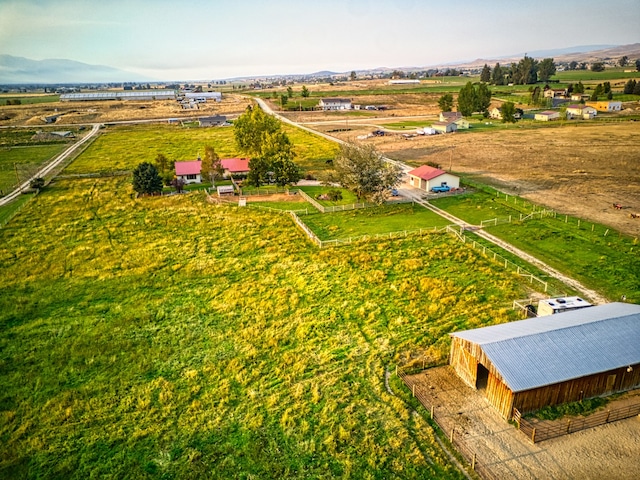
406, 367, 640, 480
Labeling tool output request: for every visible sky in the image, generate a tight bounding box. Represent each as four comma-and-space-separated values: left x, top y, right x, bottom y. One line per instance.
1, 0, 639, 80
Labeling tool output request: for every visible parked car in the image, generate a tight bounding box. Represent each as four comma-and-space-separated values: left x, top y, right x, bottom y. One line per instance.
431, 185, 450, 193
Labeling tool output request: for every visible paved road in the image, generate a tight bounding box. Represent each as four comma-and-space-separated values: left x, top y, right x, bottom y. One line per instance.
254, 97, 609, 304
0, 123, 102, 207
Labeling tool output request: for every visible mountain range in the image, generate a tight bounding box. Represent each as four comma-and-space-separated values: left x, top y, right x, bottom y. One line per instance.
0, 55, 153, 84
1, 43, 638, 85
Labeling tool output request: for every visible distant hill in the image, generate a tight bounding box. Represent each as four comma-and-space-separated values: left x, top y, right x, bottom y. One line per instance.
0, 55, 154, 84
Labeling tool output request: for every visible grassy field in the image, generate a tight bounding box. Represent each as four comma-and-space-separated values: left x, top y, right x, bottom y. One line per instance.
65, 124, 338, 177
432, 191, 640, 302
298, 186, 360, 206
0, 95, 60, 105
0, 174, 536, 479
303, 203, 452, 241
0, 145, 67, 193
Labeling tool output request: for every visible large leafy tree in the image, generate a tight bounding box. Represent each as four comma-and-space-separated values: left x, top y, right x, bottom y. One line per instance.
301, 86, 310, 98
500, 102, 516, 123
200, 145, 224, 184
246, 158, 270, 187
132, 162, 163, 195
234, 105, 282, 156
333, 143, 402, 204
438, 93, 454, 112
512, 55, 538, 84
538, 58, 556, 82
475, 83, 492, 114
619, 55, 628, 67
457, 82, 492, 116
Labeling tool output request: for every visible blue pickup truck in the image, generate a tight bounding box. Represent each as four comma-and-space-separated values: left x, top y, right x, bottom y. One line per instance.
431, 185, 450, 193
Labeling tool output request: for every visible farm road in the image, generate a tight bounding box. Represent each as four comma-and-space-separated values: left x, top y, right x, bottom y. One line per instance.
256, 97, 609, 304
0, 123, 101, 207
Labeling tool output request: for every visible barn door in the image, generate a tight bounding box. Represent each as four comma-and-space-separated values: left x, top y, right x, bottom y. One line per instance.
476, 364, 489, 390
606, 374, 616, 392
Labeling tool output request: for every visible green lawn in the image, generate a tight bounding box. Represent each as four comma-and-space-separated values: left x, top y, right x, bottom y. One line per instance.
0, 175, 535, 479
0, 193, 34, 226
302, 202, 452, 240
298, 185, 359, 206
432, 191, 640, 302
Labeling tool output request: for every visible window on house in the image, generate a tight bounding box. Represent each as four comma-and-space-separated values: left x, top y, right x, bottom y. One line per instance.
187, 174, 197, 180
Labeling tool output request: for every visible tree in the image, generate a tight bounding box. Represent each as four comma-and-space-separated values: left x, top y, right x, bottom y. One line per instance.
574, 81, 585, 94
538, 58, 556, 82
634, 81, 640, 96
132, 162, 163, 196
438, 93, 454, 112
333, 143, 402, 204
603, 82, 611, 94
30, 177, 45, 190
636, 59, 640, 72
491, 63, 504, 85
569, 61, 578, 70
591, 62, 605, 72
480, 64, 491, 83
170, 177, 186, 193
511, 55, 538, 84
530, 86, 542, 106
607, 91, 613, 100
619, 56, 628, 67
246, 158, 270, 187
499, 102, 516, 123
287, 86, 293, 97
475, 83, 492, 114
200, 145, 224, 184
623, 79, 636, 94
350, 71, 357, 81
457, 82, 476, 116
271, 158, 301, 186
280, 94, 288, 109
234, 105, 281, 156
301, 85, 310, 98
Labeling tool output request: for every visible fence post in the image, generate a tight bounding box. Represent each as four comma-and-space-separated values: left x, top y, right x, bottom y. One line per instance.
532, 428, 536, 443
606, 411, 610, 423
430, 405, 434, 419
472, 453, 476, 470
450, 428, 454, 443
566, 420, 571, 433
395, 365, 398, 376
412, 384, 415, 397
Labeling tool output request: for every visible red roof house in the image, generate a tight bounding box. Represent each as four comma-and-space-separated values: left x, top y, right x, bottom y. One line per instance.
407, 165, 460, 192
175, 160, 202, 184
220, 158, 250, 176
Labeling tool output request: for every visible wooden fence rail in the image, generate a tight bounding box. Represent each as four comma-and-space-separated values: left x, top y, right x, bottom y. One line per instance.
514, 402, 640, 443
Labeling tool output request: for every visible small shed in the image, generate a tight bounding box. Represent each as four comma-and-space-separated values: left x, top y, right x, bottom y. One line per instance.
449, 302, 640, 419
175, 160, 202, 184
407, 165, 460, 192
198, 115, 227, 127
534, 111, 560, 121
566, 105, 597, 120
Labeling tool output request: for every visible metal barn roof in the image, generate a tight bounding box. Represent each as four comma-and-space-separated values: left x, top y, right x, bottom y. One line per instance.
451, 303, 640, 392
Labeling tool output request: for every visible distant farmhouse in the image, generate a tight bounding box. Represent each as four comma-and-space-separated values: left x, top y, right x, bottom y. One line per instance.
318, 98, 352, 111
440, 112, 469, 130
184, 92, 222, 103
220, 158, 250, 177
449, 302, 640, 420
407, 165, 459, 192
566, 105, 597, 120
431, 121, 457, 134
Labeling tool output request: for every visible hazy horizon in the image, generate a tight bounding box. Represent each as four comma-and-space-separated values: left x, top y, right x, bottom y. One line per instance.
1, 0, 639, 81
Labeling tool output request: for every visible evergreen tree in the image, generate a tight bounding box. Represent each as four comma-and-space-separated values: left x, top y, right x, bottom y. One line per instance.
499, 102, 516, 123
132, 162, 163, 195
623, 79, 636, 94
438, 93, 454, 112
491, 63, 504, 85
301, 86, 310, 97
480, 64, 491, 83
457, 82, 476, 116
538, 58, 556, 82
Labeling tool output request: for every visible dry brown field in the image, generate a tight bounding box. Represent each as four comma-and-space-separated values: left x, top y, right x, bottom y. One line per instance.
0, 94, 250, 126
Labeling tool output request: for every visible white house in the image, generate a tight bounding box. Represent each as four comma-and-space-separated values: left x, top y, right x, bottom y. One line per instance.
175, 160, 202, 184
318, 98, 352, 110
184, 92, 222, 103
407, 165, 460, 192
586, 101, 622, 112
489, 107, 502, 120
534, 111, 560, 121
566, 105, 597, 120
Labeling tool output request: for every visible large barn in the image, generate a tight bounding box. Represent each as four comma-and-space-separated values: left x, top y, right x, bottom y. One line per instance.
449, 303, 640, 419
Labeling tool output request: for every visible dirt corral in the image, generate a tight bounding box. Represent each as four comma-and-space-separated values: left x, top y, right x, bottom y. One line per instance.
405, 366, 640, 480
360, 122, 640, 237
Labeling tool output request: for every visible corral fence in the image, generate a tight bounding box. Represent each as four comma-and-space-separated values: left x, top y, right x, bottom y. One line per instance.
446, 229, 553, 295
397, 365, 500, 480
513, 402, 640, 444
296, 188, 370, 213
0, 191, 39, 229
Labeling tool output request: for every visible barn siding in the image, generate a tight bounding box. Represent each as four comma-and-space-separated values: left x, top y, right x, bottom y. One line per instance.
512, 363, 640, 416
486, 373, 514, 419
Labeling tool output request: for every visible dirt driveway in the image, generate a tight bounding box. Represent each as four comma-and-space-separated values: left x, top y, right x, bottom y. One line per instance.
405, 367, 640, 480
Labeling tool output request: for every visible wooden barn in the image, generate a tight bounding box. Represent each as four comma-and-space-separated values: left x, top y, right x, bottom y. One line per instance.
449, 303, 640, 419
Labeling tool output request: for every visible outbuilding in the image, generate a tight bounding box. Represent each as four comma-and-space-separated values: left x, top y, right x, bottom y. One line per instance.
407, 165, 460, 192
534, 111, 560, 121
431, 121, 457, 134
449, 302, 640, 419
220, 158, 250, 177
318, 98, 352, 110
566, 105, 597, 120
585, 101, 622, 112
